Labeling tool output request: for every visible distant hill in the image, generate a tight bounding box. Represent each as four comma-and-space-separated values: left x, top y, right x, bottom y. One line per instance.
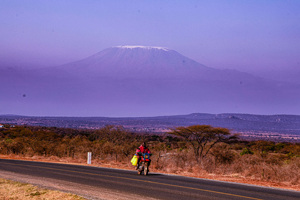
1, 113, 300, 142
1, 46, 300, 116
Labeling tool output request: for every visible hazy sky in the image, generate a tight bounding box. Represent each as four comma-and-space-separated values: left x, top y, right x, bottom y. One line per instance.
1, 0, 300, 72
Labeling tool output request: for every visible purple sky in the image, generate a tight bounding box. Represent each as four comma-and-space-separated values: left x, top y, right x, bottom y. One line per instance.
1, 0, 300, 73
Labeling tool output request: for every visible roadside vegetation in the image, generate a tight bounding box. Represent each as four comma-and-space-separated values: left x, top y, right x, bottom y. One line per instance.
1, 124, 300, 190
0, 178, 86, 200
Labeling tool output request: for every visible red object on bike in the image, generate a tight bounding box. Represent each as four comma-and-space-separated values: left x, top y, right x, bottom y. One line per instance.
136, 144, 151, 155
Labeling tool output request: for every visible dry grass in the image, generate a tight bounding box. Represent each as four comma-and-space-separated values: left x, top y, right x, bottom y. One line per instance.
149, 148, 300, 191
0, 178, 86, 200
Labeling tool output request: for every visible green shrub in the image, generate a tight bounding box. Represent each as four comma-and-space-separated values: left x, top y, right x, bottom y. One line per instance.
240, 148, 254, 156
5, 138, 13, 144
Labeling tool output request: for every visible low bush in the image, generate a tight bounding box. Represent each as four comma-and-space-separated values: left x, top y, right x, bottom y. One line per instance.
240, 148, 254, 156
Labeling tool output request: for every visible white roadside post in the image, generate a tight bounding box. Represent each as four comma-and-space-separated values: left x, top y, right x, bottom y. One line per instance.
87, 152, 92, 164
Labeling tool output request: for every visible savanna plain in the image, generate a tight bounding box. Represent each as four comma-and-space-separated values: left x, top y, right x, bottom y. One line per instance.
1, 124, 300, 199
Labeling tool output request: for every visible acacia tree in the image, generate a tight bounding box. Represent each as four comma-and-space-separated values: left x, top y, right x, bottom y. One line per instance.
169, 125, 238, 163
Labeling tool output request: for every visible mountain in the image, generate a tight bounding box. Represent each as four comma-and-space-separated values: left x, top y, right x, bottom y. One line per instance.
48, 46, 264, 82
1, 46, 300, 117
57, 46, 211, 79
249, 68, 300, 85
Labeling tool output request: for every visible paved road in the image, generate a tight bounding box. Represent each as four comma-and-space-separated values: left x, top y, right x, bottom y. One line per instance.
0, 159, 299, 200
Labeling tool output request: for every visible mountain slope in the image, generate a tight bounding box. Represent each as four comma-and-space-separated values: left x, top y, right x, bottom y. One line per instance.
1, 46, 300, 117
55, 46, 212, 78
52, 46, 260, 82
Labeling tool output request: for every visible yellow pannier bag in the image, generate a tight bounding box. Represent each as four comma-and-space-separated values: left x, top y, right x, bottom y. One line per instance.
131, 155, 138, 166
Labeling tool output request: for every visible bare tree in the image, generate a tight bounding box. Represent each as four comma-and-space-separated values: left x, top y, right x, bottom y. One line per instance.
169, 125, 238, 163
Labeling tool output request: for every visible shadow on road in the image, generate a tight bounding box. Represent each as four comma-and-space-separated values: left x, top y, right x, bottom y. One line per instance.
135, 173, 163, 176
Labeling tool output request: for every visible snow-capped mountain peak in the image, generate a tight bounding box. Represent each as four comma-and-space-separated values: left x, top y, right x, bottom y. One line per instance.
2, 46, 300, 117
115, 45, 170, 51
54, 45, 213, 79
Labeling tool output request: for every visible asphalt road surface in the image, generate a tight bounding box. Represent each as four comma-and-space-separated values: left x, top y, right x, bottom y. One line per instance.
0, 159, 299, 200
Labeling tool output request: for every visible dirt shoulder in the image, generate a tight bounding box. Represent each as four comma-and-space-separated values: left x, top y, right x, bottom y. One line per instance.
0, 177, 86, 200
0, 170, 160, 200
0, 154, 299, 193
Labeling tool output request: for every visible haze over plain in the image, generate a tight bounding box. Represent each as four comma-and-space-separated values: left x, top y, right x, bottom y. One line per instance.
1, 1, 300, 117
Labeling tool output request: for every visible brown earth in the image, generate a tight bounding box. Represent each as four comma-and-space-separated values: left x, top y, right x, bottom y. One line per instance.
0, 177, 86, 200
